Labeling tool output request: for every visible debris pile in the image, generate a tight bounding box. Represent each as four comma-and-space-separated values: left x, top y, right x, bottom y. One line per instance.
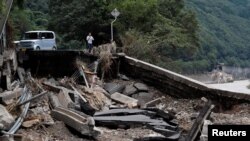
0, 57, 249, 141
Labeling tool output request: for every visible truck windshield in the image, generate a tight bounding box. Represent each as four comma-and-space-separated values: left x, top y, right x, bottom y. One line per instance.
24, 33, 39, 40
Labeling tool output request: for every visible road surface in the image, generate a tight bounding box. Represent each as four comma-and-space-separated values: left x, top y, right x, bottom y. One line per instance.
207, 80, 250, 95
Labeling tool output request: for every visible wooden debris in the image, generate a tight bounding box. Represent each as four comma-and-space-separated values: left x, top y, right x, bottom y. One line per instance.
42, 82, 61, 93
70, 84, 87, 103
143, 97, 165, 108
185, 101, 214, 141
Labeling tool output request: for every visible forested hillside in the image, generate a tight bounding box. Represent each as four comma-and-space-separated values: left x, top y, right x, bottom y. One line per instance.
188, 0, 250, 70
8, 0, 250, 74
48, 0, 200, 72
10, 0, 49, 39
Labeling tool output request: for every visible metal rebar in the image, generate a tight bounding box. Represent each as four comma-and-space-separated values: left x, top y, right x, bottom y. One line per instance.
7, 89, 31, 134
17, 91, 47, 107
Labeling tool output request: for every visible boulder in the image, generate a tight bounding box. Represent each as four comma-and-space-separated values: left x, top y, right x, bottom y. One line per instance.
134, 83, 148, 92
132, 92, 153, 107
104, 83, 125, 94
123, 85, 137, 96
0, 104, 14, 130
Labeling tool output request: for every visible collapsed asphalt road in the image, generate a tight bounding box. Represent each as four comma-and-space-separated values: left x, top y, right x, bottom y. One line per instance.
0, 50, 249, 141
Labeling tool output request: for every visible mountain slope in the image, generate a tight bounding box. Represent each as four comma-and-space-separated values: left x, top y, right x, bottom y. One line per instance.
187, 0, 250, 67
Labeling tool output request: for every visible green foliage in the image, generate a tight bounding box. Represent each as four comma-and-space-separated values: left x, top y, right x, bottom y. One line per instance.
108, 0, 159, 32
10, 0, 49, 40
0, 1, 3, 13
121, 30, 159, 64
48, 0, 199, 74
187, 0, 250, 70
10, 8, 35, 39
48, 0, 110, 47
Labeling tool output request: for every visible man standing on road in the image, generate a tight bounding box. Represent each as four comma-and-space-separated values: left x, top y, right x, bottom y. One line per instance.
86, 33, 94, 53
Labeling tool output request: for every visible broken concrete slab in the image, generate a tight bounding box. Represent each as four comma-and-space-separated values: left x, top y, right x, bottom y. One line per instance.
94, 114, 178, 137
143, 107, 175, 122
149, 127, 180, 140
111, 92, 138, 107
57, 90, 75, 109
104, 83, 125, 94
51, 107, 100, 137
94, 109, 155, 117
0, 88, 23, 105
134, 83, 148, 92
0, 104, 15, 130
94, 115, 169, 126
79, 99, 96, 116
132, 92, 154, 107
48, 93, 61, 108
123, 84, 137, 96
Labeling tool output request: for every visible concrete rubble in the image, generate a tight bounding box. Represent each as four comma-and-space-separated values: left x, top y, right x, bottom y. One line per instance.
0, 104, 14, 130
0, 57, 249, 141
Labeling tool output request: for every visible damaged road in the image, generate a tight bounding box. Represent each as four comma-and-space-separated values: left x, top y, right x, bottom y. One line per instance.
0, 50, 249, 141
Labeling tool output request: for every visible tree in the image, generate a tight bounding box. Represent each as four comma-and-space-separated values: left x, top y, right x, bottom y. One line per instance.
48, 0, 200, 73
49, 0, 110, 47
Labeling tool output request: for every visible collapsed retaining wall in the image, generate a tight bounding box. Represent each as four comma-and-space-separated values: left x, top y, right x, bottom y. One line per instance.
19, 51, 97, 77
19, 51, 250, 105
119, 56, 250, 105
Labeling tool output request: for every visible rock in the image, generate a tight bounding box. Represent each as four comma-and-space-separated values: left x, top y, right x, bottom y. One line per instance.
0, 135, 14, 141
123, 85, 137, 96
22, 119, 40, 128
47, 78, 59, 85
200, 120, 213, 141
134, 83, 148, 92
132, 92, 153, 107
22, 131, 48, 141
0, 104, 14, 130
190, 113, 199, 120
118, 74, 130, 81
93, 86, 109, 96
104, 83, 125, 94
